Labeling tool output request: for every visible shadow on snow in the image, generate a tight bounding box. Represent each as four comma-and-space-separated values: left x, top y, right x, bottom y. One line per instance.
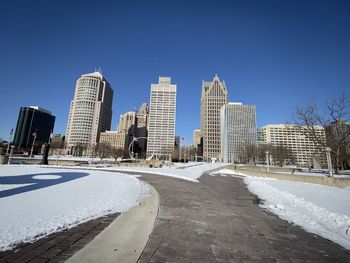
0, 172, 89, 198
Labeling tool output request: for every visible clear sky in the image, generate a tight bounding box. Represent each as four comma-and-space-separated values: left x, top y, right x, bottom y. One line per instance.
0, 0, 349, 144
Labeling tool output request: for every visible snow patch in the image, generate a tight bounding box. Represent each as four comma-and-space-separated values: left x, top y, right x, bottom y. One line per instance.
0, 166, 148, 251
244, 176, 350, 250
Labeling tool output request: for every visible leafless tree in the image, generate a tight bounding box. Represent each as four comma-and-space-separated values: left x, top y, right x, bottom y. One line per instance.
294, 93, 350, 172
111, 148, 127, 161
256, 143, 294, 167
96, 143, 112, 160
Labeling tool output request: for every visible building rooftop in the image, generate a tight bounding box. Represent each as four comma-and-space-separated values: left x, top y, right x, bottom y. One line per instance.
81, 71, 104, 79
29, 106, 52, 115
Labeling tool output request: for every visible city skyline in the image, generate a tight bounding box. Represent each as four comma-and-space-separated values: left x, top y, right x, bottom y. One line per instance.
1, 0, 350, 143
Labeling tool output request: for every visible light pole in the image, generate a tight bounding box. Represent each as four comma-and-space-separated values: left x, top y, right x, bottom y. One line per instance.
8, 145, 15, 164
325, 147, 333, 178
265, 151, 270, 173
30, 131, 37, 158
6, 129, 13, 155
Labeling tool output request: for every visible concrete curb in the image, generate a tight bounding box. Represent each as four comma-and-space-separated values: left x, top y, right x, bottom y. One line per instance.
66, 183, 159, 263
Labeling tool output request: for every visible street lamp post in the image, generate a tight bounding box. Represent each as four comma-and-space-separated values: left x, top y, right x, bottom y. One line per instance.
8, 145, 15, 165
325, 147, 333, 178
30, 132, 37, 158
6, 129, 13, 155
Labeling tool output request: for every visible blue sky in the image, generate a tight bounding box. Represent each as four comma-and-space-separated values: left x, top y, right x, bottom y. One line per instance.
0, 0, 349, 144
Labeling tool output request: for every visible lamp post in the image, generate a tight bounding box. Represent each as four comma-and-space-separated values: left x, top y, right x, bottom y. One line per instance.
6, 129, 13, 155
30, 131, 37, 158
265, 151, 270, 173
8, 145, 15, 164
325, 147, 333, 178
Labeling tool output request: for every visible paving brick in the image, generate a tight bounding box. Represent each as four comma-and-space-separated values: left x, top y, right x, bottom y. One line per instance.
40, 248, 63, 259
0, 213, 120, 263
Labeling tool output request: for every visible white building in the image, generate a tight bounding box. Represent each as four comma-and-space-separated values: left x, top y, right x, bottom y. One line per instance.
65, 71, 113, 153
259, 124, 326, 167
221, 103, 257, 163
200, 75, 228, 162
146, 77, 177, 160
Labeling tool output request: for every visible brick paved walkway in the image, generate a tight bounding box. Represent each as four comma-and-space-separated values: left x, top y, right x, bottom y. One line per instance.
0, 213, 120, 263
138, 173, 350, 262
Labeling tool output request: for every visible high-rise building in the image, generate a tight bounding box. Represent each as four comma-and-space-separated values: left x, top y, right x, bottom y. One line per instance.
13, 106, 55, 149
118, 111, 137, 134
146, 77, 177, 160
221, 103, 257, 163
65, 71, 113, 153
99, 103, 149, 159
200, 74, 228, 161
135, 103, 149, 154
193, 128, 201, 148
259, 124, 326, 167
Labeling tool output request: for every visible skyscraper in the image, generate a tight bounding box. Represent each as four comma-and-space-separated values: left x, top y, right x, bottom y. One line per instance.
221, 103, 257, 163
13, 106, 55, 149
135, 103, 149, 154
146, 77, 177, 160
65, 71, 113, 153
193, 128, 201, 148
200, 74, 228, 161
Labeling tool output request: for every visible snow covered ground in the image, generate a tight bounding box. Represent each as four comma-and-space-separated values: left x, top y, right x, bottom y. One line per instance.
89, 162, 227, 182
0, 165, 149, 251
212, 168, 350, 250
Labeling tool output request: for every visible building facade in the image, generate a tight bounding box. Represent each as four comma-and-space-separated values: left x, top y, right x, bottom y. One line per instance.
221, 103, 257, 163
99, 131, 128, 152
146, 77, 177, 160
13, 106, 55, 149
259, 124, 326, 167
193, 128, 201, 148
65, 71, 113, 154
200, 74, 228, 161
135, 103, 149, 154
118, 111, 137, 134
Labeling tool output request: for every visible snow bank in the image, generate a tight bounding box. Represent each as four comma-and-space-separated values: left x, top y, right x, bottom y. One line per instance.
0, 165, 148, 251
103, 162, 228, 182
244, 176, 350, 250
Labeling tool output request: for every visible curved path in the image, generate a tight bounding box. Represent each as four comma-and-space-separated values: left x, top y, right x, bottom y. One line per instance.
138, 172, 350, 262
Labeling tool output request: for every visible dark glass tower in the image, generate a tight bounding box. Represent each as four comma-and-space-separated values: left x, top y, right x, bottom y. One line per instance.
13, 106, 55, 149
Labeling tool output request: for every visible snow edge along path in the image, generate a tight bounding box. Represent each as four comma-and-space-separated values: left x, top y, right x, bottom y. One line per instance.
0, 166, 150, 252
244, 176, 350, 250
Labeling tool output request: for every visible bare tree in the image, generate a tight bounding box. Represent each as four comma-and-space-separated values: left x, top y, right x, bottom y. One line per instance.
294, 93, 350, 173
96, 143, 112, 160
256, 143, 294, 167
271, 145, 294, 167
111, 148, 126, 161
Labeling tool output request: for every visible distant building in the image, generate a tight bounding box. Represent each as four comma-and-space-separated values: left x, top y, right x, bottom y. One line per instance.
146, 77, 177, 160
221, 103, 257, 163
193, 129, 201, 148
65, 71, 113, 154
99, 103, 149, 158
13, 106, 55, 149
135, 103, 149, 154
257, 128, 265, 144
259, 124, 326, 167
200, 75, 228, 162
99, 131, 128, 153
118, 111, 137, 134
